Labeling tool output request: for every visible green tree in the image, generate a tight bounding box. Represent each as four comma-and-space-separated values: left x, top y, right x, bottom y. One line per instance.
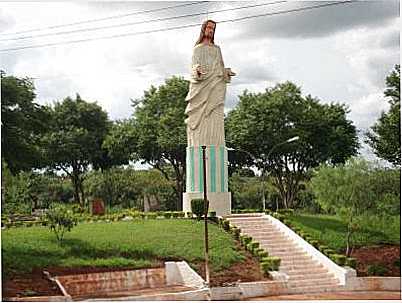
226, 81, 358, 209
366, 64, 400, 166
41, 94, 110, 206
310, 158, 400, 256
1, 72, 50, 173
104, 76, 188, 210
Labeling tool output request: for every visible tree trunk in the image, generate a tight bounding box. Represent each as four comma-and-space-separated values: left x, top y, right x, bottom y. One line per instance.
72, 176, 81, 205
176, 179, 183, 211
79, 178, 85, 208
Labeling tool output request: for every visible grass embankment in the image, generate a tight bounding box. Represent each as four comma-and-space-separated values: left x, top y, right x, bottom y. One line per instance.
2, 219, 244, 275
288, 213, 400, 252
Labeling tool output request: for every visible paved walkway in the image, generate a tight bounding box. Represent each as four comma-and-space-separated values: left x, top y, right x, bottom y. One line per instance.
247, 291, 401, 300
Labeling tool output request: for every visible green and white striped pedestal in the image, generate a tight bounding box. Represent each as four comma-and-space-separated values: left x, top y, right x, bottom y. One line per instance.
183, 145, 231, 216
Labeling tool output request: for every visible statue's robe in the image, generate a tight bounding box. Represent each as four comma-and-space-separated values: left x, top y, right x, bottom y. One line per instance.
185, 43, 229, 146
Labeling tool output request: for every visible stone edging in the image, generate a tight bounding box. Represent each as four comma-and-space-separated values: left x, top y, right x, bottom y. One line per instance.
344, 277, 401, 291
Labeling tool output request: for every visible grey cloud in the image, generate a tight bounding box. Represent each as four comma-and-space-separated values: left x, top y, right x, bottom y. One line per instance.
379, 29, 400, 49
366, 50, 399, 87
233, 1, 399, 40
233, 65, 277, 85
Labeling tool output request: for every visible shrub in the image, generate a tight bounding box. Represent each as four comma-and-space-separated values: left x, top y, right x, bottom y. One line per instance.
257, 250, 269, 260
163, 212, 172, 219
260, 256, 281, 275
247, 241, 260, 253
186, 212, 193, 218
367, 264, 388, 276
319, 245, 329, 253
147, 212, 157, 219
243, 236, 252, 246
393, 259, 400, 268
346, 257, 357, 269
177, 212, 185, 218
232, 227, 241, 240
265, 210, 273, 216
191, 199, 205, 219
222, 220, 231, 232
277, 209, 295, 216
331, 254, 347, 266
324, 249, 336, 256
171, 212, 180, 218
43, 204, 78, 244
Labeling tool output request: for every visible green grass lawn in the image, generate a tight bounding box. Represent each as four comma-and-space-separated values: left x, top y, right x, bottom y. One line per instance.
2, 219, 244, 276
288, 213, 400, 252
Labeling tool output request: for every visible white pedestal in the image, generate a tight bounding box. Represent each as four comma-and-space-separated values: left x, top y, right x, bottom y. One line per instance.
183, 192, 231, 217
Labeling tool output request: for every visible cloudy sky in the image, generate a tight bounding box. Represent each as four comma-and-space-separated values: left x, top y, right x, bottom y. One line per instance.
0, 0, 400, 163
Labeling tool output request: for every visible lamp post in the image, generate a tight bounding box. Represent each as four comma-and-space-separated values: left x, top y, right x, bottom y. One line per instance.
201, 146, 210, 288
228, 136, 299, 212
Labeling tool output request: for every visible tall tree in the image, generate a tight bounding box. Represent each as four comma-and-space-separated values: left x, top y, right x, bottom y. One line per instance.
1, 71, 50, 173
226, 81, 359, 209
104, 76, 188, 210
41, 94, 110, 206
366, 64, 400, 166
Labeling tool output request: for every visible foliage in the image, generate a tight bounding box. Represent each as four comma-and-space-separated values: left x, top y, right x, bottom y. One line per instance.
1, 72, 50, 173
41, 94, 112, 206
287, 213, 400, 253
330, 254, 347, 266
104, 76, 188, 210
191, 199, 205, 220
43, 203, 78, 244
226, 81, 358, 209
367, 264, 388, 276
1, 163, 32, 214
2, 220, 244, 275
229, 174, 272, 210
366, 64, 400, 166
346, 257, 357, 269
311, 158, 400, 255
260, 256, 281, 274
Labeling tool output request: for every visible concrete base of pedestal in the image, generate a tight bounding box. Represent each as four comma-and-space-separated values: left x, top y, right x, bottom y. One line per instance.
183, 192, 231, 217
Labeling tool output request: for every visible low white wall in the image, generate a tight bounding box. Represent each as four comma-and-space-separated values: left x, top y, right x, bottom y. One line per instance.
175, 261, 205, 289
263, 214, 356, 285
344, 277, 401, 291
239, 280, 289, 299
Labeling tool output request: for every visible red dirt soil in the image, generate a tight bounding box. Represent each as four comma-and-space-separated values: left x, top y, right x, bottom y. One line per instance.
351, 245, 401, 277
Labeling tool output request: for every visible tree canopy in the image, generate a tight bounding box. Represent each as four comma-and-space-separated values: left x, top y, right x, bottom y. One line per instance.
1, 72, 50, 173
41, 94, 110, 205
104, 76, 188, 210
366, 64, 400, 166
226, 81, 359, 208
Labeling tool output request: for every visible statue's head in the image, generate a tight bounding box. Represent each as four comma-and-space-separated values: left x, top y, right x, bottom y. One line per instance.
195, 20, 216, 46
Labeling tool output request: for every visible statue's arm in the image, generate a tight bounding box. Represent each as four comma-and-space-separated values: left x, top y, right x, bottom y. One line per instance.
190, 47, 206, 82
218, 46, 236, 83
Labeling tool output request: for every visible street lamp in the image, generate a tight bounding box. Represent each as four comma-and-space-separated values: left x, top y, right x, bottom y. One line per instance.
228, 136, 300, 212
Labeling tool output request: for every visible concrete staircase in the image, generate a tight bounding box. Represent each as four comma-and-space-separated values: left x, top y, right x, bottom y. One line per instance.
226, 214, 345, 294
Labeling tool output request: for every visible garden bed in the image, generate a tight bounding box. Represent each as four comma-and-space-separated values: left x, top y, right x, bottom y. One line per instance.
351, 245, 400, 277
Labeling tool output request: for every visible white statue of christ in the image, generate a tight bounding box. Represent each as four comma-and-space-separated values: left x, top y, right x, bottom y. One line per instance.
185, 20, 235, 146
183, 20, 235, 217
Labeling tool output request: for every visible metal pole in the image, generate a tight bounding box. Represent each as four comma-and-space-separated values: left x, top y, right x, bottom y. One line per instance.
202, 146, 210, 287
